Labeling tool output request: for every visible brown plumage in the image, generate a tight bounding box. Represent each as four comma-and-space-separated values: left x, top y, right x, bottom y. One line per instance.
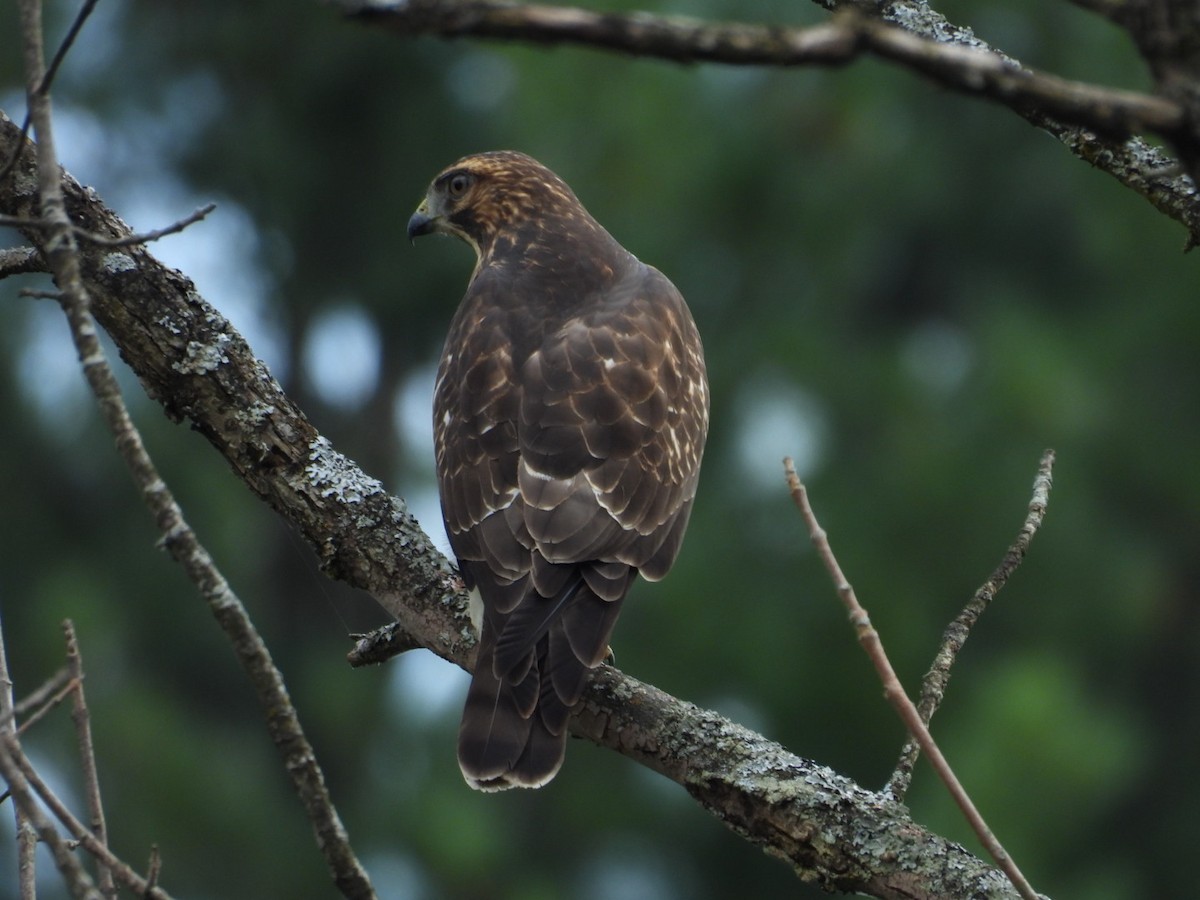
408, 151, 708, 790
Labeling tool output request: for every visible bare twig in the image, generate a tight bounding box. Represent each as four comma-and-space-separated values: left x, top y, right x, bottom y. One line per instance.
888, 450, 1056, 799
16, 815, 36, 900
18, 287, 62, 300
146, 845, 162, 891
0, 736, 106, 900
0, 0, 101, 187
0, 615, 38, 900
14, 1, 377, 897
93, 202, 217, 247
0, 731, 174, 900
0, 202, 217, 248
15, 675, 78, 735
1, 663, 75, 900
39, 0, 103, 97
783, 457, 1041, 900
1, 666, 71, 729
63, 621, 116, 898
0, 245, 46, 278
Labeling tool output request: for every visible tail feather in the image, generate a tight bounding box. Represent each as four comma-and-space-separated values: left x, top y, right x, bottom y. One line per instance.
457, 562, 632, 790
491, 574, 583, 676
560, 582, 628, 667
545, 620, 594, 715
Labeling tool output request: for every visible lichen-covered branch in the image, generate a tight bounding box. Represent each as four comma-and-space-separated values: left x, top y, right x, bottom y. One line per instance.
1, 111, 1039, 897
814, 0, 1200, 246
336, 0, 1200, 245
342, 0, 1177, 134
7, 5, 374, 886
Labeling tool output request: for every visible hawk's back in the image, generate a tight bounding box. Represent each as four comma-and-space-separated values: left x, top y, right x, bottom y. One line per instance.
412, 151, 708, 790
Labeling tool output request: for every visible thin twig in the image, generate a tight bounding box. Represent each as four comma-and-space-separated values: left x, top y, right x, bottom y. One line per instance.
63, 621, 116, 898
888, 450, 1056, 799
0, 0, 102, 186
94, 202, 218, 246
14, 1, 377, 895
0, 737, 105, 900
18, 287, 62, 300
37, 0, 103, 97
146, 845, 162, 890
0, 615, 38, 900
783, 457, 1041, 900
2, 666, 71, 728
0, 731, 175, 899
15, 676, 79, 735
0, 202, 217, 248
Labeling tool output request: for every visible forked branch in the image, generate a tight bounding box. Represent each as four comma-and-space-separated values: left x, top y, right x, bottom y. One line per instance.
888, 450, 1056, 798
784, 455, 1055, 900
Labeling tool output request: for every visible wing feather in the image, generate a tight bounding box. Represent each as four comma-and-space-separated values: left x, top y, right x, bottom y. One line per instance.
436, 226, 707, 791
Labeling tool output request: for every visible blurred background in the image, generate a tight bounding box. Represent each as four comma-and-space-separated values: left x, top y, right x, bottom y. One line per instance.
1, 1, 1195, 897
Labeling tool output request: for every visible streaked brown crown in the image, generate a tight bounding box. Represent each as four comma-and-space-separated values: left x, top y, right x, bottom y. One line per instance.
421, 151, 616, 264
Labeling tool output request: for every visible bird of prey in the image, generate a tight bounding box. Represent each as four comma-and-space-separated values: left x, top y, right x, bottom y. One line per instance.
408, 151, 708, 791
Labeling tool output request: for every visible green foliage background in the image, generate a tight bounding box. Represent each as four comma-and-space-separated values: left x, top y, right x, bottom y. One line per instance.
1, 1, 1196, 898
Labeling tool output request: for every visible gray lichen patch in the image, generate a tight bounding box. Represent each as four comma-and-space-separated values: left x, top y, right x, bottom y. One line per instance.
172, 333, 232, 375
102, 251, 137, 273
304, 435, 386, 503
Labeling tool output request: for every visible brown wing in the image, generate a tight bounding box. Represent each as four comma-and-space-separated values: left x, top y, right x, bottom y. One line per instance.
516, 263, 707, 577
435, 262, 707, 790
434, 269, 523, 587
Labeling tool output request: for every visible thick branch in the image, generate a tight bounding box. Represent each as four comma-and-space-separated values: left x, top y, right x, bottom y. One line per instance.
339, 0, 1200, 244
4, 64, 376, 899
343, 0, 857, 64
0, 110, 1033, 897
346, 0, 1179, 135
815, 0, 1200, 246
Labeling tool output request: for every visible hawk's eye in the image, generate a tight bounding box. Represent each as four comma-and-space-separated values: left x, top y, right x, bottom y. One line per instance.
447, 173, 473, 198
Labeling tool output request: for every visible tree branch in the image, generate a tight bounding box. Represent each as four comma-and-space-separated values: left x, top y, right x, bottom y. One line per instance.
817, 0, 1200, 247
0, 730, 174, 900
0, 245, 46, 278
0, 613, 38, 900
8, 0, 376, 891
887, 450, 1055, 799
0, 108, 1041, 897
63, 621, 115, 898
338, 0, 1200, 245
784, 459, 1043, 900
344, 0, 1179, 135
0, 734, 106, 900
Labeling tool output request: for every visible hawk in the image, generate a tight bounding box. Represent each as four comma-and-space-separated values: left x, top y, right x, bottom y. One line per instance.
408, 151, 708, 790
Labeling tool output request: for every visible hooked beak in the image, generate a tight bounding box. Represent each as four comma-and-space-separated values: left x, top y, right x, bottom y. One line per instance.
407, 200, 436, 243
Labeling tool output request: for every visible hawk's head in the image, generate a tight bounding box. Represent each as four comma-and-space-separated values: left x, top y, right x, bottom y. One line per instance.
407, 151, 608, 268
